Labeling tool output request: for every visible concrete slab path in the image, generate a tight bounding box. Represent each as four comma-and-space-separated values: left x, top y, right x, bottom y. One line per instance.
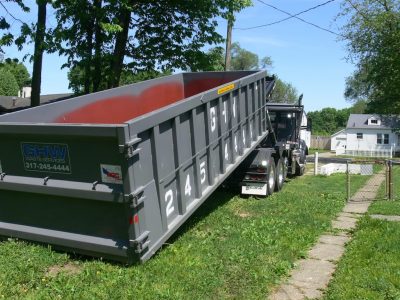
269, 171, 385, 300
370, 214, 400, 222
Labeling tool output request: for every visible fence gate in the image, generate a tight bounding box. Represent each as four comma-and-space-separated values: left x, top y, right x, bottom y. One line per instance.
345, 160, 387, 202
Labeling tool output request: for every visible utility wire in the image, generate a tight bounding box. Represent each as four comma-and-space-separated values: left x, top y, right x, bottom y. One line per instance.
0, 2, 25, 25
236, 0, 343, 37
236, 0, 335, 30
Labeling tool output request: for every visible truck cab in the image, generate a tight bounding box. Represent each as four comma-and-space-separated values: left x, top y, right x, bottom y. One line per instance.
239, 96, 310, 197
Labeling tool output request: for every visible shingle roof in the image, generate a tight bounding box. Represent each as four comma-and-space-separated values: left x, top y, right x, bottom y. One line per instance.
331, 128, 346, 137
346, 114, 400, 129
0, 93, 73, 113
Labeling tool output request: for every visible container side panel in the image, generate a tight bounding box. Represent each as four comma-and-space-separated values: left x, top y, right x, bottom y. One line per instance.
0, 133, 124, 186
0, 190, 129, 241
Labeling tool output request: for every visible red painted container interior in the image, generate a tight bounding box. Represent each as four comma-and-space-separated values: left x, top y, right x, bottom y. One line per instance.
55, 76, 241, 124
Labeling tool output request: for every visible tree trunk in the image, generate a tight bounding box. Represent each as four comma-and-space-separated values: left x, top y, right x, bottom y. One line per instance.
31, 0, 47, 107
84, 7, 94, 94
93, 0, 103, 92
224, 10, 233, 71
108, 5, 131, 88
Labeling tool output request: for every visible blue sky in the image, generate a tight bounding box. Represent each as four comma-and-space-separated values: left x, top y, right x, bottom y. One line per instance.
2, 0, 354, 112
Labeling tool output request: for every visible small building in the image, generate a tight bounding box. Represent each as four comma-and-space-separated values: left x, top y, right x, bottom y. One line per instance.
330, 129, 346, 154
330, 114, 400, 157
17, 86, 32, 98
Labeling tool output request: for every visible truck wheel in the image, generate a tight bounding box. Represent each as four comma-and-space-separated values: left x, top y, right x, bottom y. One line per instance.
267, 158, 276, 195
296, 164, 305, 176
282, 157, 288, 181
275, 158, 284, 191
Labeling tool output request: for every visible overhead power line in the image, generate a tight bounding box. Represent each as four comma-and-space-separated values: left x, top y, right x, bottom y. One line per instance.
236, 0, 335, 30
235, 0, 342, 37
0, 2, 25, 24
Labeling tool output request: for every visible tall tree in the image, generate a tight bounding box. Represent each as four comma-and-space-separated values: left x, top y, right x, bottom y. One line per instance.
271, 78, 299, 104
0, 58, 31, 92
54, 0, 254, 93
30, 0, 47, 107
230, 42, 259, 70
339, 0, 400, 114
0, 69, 19, 96
307, 107, 351, 136
223, 0, 252, 70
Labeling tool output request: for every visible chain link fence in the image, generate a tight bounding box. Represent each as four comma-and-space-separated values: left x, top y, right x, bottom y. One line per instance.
345, 160, 386, 202
307, 154, 397, 202
387, 161, 400, 201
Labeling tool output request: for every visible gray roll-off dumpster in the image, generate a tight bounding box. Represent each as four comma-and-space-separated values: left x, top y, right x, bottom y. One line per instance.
0, 71, 275, 263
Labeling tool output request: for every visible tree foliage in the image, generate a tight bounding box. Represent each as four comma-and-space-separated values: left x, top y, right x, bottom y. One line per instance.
201, 43, 298, 103
230, 42, 259, 70
0, 1, 29, 53
51, 0, 253, 93
0, 58, 31, 91
2, 0, 252, 104
307, 103, 367, 136
0, 69, 19, 96
201, 42, 272, 72
339, 0, 400, 114
271, 78, 299, 104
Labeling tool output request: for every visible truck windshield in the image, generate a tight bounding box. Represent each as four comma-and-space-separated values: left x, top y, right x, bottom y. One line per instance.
270, 111, 297, 142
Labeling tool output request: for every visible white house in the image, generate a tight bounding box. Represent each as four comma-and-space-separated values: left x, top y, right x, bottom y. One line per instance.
331, 114, 400, 157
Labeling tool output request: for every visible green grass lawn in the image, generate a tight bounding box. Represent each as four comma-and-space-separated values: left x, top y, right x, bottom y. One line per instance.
369, 164, 400, 215
324, 217, 400, 300
0, 173, 371, 299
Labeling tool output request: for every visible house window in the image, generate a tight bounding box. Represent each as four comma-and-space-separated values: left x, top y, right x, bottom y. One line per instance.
384, 134, 389, 144
371, 119, 378, 124
377, 134, 390, 144
357, 133, 363, 139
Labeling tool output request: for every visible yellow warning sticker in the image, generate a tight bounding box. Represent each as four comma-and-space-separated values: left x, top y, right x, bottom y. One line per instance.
217, 83, 235, 95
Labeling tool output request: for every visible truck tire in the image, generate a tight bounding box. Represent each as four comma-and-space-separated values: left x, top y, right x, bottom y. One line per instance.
282, 156, 288, 181
275, 158, 284, 191
296, 164, 305, 176
267, 157, 276, 195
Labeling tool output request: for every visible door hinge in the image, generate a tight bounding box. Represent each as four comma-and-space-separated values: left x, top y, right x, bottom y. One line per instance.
119, 137, 142, 159
124, 186, 146, 208
130, 231, 150, 254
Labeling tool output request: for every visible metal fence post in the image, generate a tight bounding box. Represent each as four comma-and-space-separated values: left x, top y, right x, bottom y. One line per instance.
389, 160, 394, 200
314, 152, 318, 176
385, 160, 389, 199
346, 161, 350, 202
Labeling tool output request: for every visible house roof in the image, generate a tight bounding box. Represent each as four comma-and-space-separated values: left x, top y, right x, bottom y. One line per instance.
331, 129, 346, 137
346, 114, 400, 130
0, 93, 73, 114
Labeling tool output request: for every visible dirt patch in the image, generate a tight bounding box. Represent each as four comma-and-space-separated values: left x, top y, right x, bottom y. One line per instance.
46, 263, 82, 277
235, 211, 253, 218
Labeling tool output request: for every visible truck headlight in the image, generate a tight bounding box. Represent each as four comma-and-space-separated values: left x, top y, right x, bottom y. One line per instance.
261, 160, 267, 167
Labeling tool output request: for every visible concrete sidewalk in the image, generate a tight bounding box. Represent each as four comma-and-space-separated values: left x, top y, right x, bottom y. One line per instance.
269, 172, 386, 300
